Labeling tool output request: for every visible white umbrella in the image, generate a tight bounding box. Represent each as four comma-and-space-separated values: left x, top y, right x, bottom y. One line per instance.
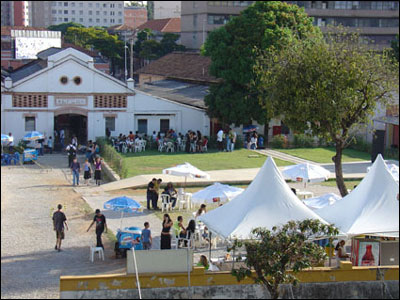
163, 162, 210, 189
283, 163, 331, 185
192, 182, 244, 205
367, 163, 399, 183
303, 193, 342, 211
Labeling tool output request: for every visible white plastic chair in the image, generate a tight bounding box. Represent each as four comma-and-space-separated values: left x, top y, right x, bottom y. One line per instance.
161, 194, 171, 212
121, 142, 128, 153
166, 142, 175, 153
90, 246, 104, 262
140, 140, 146, 152
177, 231, 195, 250
158, 142, 165, 152
134, 141, 142, 153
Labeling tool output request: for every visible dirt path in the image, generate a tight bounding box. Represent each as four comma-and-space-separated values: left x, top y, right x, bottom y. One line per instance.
1, 154, 125, 299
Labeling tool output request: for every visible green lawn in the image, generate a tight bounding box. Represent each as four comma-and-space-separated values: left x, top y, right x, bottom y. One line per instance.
321, 179, 362, 190
121, 149, 293, 178
275, 147, 371, 163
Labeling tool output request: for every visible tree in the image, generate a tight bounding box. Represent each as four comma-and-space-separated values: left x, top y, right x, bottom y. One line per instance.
48, 22, 84, 35
230, 219, 339, 299
125, 1, 146, 7
203, 1, 319, 139
391, 34, 399, 62
254, 28, 399, 196
139, 39, 163, 60
160, 33, 186, 55
64, 27, 124, 75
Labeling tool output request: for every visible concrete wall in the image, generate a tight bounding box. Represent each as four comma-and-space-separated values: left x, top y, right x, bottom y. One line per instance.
127, 249, 193, 274
60, 280, 399, 299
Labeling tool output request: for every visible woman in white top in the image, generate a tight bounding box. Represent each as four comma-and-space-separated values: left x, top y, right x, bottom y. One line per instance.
335, 240, 349, 267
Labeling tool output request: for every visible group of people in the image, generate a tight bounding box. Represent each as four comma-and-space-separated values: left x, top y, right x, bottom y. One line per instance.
216, 128, 237, 152
244, 131, 262, 150
67, 140, 103, 186
52, 205, 107, 252
110, 131, 147, 153
183, 130, 208, 153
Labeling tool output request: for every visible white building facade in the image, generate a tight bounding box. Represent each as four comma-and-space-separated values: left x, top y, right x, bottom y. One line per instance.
1, 48, 210, 146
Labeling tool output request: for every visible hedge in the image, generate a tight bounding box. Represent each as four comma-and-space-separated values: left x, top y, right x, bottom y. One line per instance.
96, 137, 128, 179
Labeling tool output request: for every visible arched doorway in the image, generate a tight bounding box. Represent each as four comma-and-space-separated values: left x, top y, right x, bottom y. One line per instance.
54, 108, 88, 149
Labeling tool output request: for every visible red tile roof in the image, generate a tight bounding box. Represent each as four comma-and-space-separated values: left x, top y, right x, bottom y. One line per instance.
135, 51, 218, 83
137, 18, 180, 33
1, 26, 49, 36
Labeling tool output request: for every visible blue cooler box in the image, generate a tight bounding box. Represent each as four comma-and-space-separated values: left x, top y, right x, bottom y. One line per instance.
23, 149, 38, 162
116, 227, 143, 250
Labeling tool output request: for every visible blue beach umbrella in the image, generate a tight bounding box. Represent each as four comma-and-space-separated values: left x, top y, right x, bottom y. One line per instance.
1, 134, 11, 142
23, 131, 44, 141
103, 196, 141, 229
243, 125, 259, 133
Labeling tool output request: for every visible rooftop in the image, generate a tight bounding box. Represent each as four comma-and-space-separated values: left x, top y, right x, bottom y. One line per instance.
136, 79, 209, 110
1, 26, 49, 36
137, 18, 180, 33
135, 52, 218, 84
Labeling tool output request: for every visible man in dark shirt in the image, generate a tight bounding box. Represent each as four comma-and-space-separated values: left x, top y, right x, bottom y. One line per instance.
87, 209, 107, 249
70, 157, 81, 186
147, 178, 157, 210
52, 204, 69, 252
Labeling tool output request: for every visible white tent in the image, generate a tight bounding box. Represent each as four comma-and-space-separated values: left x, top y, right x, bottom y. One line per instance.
317, 154, 399, 237
198, 157, 329, 239
282, 163, 331, 183
368, 163, 399, 183
191, 183, 244, 205
303, 193, 342, 210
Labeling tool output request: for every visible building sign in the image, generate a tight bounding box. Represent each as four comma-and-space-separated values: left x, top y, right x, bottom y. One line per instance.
15, 37, 61, 59
55, 98, 87, 107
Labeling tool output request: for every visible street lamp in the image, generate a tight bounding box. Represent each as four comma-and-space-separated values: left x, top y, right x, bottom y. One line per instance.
123, 30, 139, 81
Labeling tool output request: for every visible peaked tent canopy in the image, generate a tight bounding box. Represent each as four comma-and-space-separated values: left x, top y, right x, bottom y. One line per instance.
317, 154, 399, 237
198, 157, 329, 239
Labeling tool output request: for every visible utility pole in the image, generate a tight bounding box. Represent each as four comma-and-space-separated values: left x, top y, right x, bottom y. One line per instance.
130, 37, 134, 79
124, 35, 128, 81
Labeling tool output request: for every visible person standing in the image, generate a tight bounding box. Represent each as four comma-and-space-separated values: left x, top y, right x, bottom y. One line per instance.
160, 214, 173, 250
47, 136, 53, 154
154, 178, 162, 209
87, 209, 107, 250
94, 157, 102, 186
217, 129, 223, 151
141, 222, 152, 250
60, 129, 65, 151
70, 157, 81, 186
83, 158, 91, 185
146, 178, 157, 210
230, 129, 237, 152
66, 143, 76, 168
226, 128, 231, 152
106, 127, 111, 140
52, 204, 69, 252
7, 132, 14, 153
71, 136, 78, 148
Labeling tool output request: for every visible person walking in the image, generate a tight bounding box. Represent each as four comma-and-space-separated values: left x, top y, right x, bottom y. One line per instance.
60, 129, 65, 151
66, 143, 76, 168
146, 178, 157, 210
83, 158, 91, 185
52, 204, 69, 252
141, 222, 152, 250
160, 214, 173, 250
87, 209, 107, 250
70, 157, 81, 186
94, 156, 102, 186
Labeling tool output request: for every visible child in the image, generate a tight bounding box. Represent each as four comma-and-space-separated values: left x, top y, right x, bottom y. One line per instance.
141, 222, 152, 250
83, 158, 91, 185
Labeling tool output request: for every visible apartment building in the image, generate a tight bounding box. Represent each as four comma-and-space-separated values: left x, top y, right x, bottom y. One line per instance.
124, 6, 148, 29
30, 1, 124, 28
148, 1, 181, 20
1, 1, 30, 26
181, 1, 399, 50
288, 1, 399, 50
181, 1, 254, 49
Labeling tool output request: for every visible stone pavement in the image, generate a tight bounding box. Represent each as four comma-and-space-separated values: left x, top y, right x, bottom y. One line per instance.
1, 154, 126, 299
